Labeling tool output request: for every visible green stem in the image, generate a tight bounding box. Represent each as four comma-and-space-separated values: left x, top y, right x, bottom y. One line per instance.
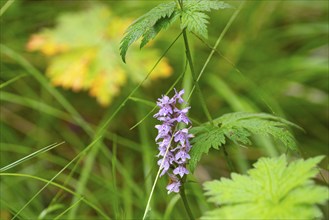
177, 0, 213, 125
222, 145, 235, 172
177, 2, 208, 218
179, 180, 194, 220
181, 29, 213, 125
142, 127, 177, 220
0, 0, 15, 16
130, 58, 187, 130
186, 1, 245, 102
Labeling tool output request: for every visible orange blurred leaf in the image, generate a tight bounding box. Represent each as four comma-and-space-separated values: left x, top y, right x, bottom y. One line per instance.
27, 5, 172, 106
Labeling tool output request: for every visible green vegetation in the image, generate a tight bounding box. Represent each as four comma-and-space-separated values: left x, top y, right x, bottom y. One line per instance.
203, 155, 327, 219
1, 0, 328, 219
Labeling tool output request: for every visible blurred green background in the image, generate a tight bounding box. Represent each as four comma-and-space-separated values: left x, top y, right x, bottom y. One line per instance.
1, 0, 328, 219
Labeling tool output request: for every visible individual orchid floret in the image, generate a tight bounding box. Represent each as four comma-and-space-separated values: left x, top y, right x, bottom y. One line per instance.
166, 173, 181, 194
166, 181, 181, 194
175, 150, 191, 163
174, 107, 191, 124
173, 165, 189, 178
154, 89, 193, 194
173, 88, 185, 104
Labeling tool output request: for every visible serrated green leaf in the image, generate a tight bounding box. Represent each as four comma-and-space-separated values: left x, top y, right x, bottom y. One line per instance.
216, 112, 303, 130
189, 112, 298, 173
184, 0, 233, 12
180, 0, 232, 38
120, 2, 177, 62
222, 126, 252, 145
181, 11, 209, 38
200, 204, 258, 219
189, 126, 225, 172
217, 112, 298, 150
120, 0, 232, 61
140, 12, 179, 48
202, 155, 328, 219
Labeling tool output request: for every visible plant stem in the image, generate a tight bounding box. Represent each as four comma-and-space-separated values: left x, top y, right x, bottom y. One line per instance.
177, 0, 212, 124
0, 0, 15, 16
179, 179, 194, 220
181, 29, 213, 125
186, 1, 245, 102
142, 127, 177, 220
222, 145, 235, 172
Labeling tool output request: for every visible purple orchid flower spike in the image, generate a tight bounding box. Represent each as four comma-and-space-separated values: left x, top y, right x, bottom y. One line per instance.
154, 89, 193, 194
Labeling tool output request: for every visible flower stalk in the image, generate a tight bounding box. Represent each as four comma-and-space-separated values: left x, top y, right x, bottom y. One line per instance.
180, 177, 194, 220
143, 89, 194, 220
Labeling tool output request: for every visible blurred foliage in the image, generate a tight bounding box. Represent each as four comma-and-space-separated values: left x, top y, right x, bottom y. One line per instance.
204, 0, 329, 158
26, 4, 172, 106
0, 0, 328, 219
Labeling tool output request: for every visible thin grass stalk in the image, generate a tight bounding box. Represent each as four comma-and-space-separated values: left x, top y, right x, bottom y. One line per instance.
0, 45, 94, 136
9, 136, 108, 220
142, 125, 177, 220
94, 32, 183, 136
0, 0, 15, 16
181, 28, 213, 125
0, 173, 108, 219
138, 105, 152, 193
68, 32, 183, 218
0, 142, 64, 172
111, 134, 119, 218
54, 198, 83, 220
187, 1, 245, 101
130, 59, 188, 130
0, 73, 28, 89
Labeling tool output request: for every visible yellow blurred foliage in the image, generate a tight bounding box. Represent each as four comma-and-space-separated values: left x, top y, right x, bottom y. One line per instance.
27, 5, 172, 106
27, 33, 69, 56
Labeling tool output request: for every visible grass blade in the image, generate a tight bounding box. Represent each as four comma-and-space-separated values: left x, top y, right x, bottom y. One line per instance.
0, 142, 64, 172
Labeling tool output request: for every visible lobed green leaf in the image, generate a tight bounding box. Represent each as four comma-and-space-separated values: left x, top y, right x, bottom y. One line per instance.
181, 0, 232, 38
189, 112, 299, 172
202, 155, 328, 219
120, 2, 177, 62
120, 0, 232, 62
189, 125, 225, 172
183, 0, 233, 12
140, 13, 179, 48
181, 11, 209, 38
